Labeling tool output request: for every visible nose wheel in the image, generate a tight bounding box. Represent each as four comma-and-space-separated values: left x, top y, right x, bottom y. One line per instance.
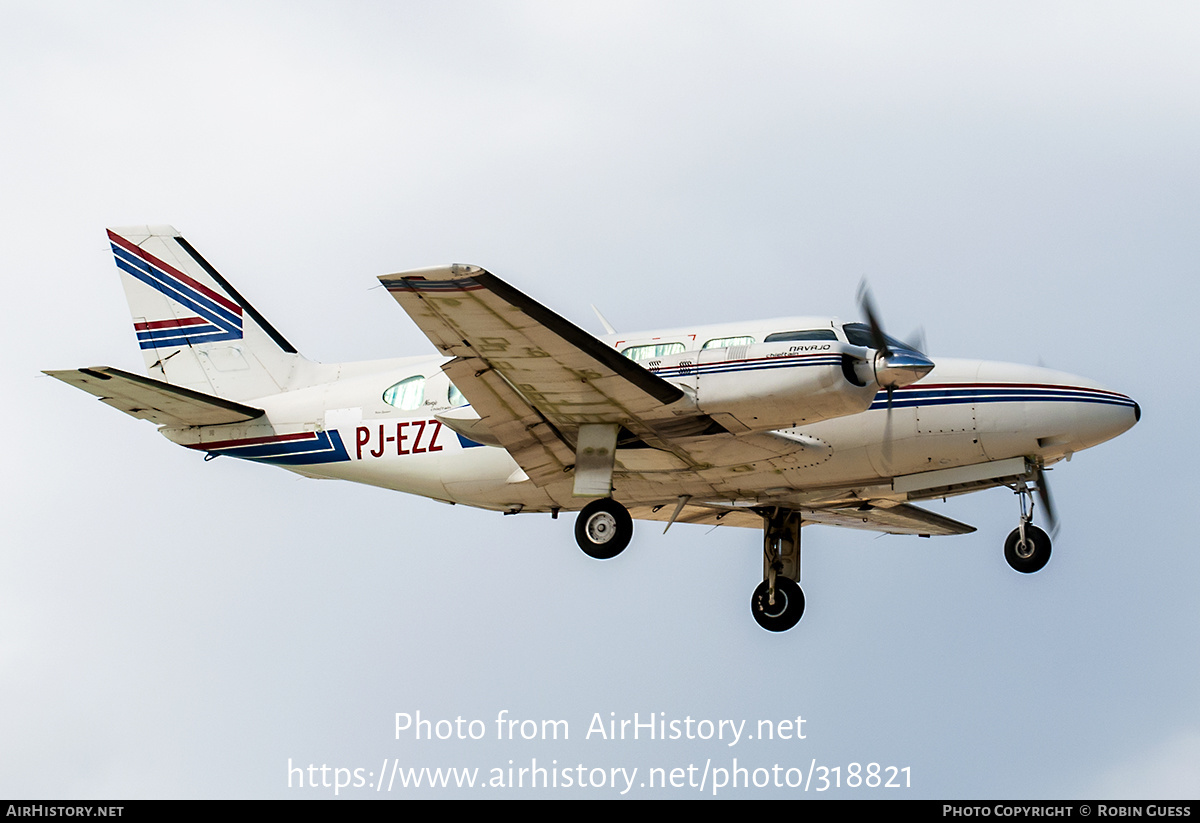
1005, 524, 1051, 573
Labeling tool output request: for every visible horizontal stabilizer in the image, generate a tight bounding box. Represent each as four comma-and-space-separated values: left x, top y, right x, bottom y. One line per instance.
44, 366, 264, 427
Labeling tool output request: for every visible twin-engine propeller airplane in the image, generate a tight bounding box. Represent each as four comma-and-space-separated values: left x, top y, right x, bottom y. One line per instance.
47, 227, 1140, 631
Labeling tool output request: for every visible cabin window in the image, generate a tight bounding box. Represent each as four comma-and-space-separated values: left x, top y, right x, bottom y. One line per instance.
448, 382, 466, 407
764, 329, 838, 343
383, 375, 426, 410
621, 342, 685, 361
702, 336, 755, 350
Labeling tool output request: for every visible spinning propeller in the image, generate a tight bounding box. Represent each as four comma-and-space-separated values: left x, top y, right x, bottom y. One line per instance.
1035, 465, 1060, 538
855, 280, 936, 464
855, 280, 936, 398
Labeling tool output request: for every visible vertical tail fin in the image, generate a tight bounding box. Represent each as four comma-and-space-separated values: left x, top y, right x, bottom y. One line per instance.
108, 225, 311, 401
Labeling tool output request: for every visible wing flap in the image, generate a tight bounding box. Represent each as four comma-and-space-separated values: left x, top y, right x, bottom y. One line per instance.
625, 502, 764, 530
441, 356, 576, 485
799, 503, 975, 536
44, 366, 264, 427
624, 500, 973, 536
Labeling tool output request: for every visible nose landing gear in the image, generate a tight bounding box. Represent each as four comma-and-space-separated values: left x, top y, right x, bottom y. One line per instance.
1005, 480, 1052, 573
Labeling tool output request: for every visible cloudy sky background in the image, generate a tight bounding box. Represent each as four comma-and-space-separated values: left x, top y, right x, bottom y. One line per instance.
3, 1, 1197, 798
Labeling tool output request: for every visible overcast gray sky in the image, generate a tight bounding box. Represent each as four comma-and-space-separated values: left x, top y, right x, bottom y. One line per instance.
4, 0, 1197, 798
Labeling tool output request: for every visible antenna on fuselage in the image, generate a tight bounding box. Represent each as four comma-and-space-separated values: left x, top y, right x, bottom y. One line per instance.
591, 305, 617, 335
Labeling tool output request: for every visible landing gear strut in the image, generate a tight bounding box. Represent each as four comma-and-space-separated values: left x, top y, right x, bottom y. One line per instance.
1005, 481, 1052, 573
574, 498, 633, 559
752, 509, 805, 632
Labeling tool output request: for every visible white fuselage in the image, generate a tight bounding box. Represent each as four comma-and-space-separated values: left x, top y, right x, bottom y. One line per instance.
160, 315, 1139, 515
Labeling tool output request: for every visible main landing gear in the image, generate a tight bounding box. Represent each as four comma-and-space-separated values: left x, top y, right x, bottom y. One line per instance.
753, 509, 805, 632
572, 499, 807, 631
1005, 481, 1052, 573
574, 497, 633, 560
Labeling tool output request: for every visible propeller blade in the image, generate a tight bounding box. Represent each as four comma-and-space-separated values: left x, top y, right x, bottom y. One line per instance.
856, 279, 892, 358
1035, 466, 1060, 539
881, 386, 894, 465
904, 326, 927, 354
856, 280, 935, 389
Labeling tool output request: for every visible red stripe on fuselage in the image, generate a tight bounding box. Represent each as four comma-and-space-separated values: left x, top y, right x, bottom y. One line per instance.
184, 431, 317, 451
894, 382, 1130, 399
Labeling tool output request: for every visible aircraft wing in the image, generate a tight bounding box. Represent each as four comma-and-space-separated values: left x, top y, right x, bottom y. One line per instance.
626, 500, 974, 536
380, 265, 692, 485
44, 366, 264, 427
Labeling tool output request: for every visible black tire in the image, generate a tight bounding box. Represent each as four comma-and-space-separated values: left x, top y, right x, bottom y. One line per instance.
751, 577, 805, 632
1004, 525, 1052, 574
574, 498, 633, 560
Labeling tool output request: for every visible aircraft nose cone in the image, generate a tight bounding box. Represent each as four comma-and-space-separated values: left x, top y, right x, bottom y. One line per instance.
1072, 388, 1139, 450
974, 361, 1138, 460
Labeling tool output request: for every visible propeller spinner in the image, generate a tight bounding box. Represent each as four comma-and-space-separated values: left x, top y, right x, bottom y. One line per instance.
856, 280, 935, 391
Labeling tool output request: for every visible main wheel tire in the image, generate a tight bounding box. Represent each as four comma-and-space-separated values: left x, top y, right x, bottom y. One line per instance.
1004, 525, 1052, 574
751, 577, 805, 632
574, 498, 633, 560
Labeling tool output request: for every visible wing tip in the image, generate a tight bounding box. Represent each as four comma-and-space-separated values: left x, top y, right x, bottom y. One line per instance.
378, 264, 486, 285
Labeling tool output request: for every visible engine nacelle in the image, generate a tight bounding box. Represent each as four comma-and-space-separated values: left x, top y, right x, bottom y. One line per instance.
648, 340, 881, 433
